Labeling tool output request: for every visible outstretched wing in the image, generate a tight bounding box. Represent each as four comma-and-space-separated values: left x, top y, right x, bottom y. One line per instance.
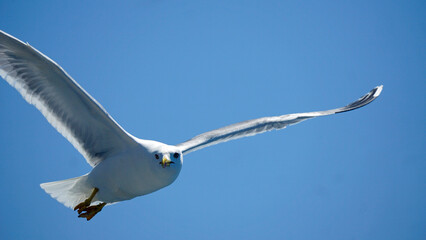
177, 85, 383, 155
0, 30, 137, 167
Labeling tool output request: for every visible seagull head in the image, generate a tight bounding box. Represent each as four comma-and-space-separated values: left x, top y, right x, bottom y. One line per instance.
138, 139, 183, 187
151, 146, 183, 184
138, 140, 183, 182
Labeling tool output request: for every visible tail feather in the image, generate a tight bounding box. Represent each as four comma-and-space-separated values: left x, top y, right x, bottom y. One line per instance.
40, 174, 93, 209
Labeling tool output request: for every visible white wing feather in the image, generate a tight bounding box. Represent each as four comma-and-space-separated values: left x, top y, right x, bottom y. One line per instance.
0, 30, 137, 167
177, 85, 383, 154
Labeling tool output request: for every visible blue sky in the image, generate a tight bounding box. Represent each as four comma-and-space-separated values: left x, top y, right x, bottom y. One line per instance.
0, 0, 424, 239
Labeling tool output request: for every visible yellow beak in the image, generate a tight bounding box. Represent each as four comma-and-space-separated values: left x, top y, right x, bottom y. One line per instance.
160, 156, 174, 168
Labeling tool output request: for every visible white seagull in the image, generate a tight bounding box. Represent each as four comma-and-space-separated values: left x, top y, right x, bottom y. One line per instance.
0, 30, 383, 220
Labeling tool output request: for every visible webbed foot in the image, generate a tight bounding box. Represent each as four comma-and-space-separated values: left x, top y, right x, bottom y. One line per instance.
78, 202, 107, 221
73, 188, 104, 219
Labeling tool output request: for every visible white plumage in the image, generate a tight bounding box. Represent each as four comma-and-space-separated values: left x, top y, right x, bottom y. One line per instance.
0, 30, 383, 220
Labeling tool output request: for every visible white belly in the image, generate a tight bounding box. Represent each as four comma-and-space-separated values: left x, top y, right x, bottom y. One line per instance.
86, 147, 181, 203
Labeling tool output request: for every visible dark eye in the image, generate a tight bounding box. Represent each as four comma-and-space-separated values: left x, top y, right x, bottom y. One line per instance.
155, 154, 159, 159
173, 153, 180, 159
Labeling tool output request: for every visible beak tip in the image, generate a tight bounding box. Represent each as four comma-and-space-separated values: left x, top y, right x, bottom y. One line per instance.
160, 158, 174, 168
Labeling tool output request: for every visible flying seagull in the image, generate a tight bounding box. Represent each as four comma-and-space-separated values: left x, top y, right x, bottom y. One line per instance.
0, 30, 382, 220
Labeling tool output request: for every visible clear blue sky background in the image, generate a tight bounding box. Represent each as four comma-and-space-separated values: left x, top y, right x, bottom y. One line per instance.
0, 1, 424, 239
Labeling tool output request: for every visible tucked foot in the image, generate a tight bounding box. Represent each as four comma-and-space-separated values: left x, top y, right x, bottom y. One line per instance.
73, 188, 99, 214
78, 202, 107, 221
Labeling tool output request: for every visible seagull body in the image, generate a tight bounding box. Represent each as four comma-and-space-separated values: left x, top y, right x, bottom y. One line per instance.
85, 140, 182, 204
0, 30, 383, 220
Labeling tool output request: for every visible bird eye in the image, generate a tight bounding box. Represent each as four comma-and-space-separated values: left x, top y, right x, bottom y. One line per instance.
155, 154, 159, 159
173, 153, 180, 159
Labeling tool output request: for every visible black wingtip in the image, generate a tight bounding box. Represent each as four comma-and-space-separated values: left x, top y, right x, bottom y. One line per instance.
336, 85, 383, 114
